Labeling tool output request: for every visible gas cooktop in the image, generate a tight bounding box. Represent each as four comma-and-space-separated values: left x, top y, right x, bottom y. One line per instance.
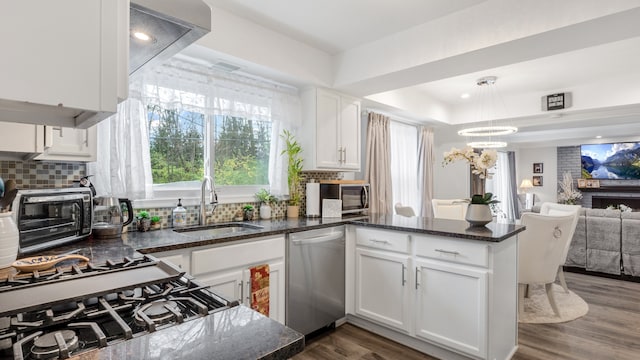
0, 255, 237, 360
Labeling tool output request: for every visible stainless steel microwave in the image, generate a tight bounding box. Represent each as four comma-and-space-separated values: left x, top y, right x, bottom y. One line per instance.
11, 188, 93, 254
319, 183, 369, 215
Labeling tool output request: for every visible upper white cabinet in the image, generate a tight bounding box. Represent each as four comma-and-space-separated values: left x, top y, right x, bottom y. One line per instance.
0, 0, 128, 129
35, 126, 98, 162
0, 122, 97, 161
0, 122, 45, 158
301, 88, 361, 171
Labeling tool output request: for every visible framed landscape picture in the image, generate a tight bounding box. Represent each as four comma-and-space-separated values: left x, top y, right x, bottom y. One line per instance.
533, 176, 543, 186
533, 163, 543, 173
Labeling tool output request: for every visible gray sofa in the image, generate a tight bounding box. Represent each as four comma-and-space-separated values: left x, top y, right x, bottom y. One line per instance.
565, 208, 640, 276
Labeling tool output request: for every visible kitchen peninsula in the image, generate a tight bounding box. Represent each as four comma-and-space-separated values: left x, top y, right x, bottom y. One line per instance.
1, 215, 524, 360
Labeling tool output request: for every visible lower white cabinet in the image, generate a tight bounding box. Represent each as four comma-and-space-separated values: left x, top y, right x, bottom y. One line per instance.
150, 235, 286, 324
190, 235, 286, 324
415, 259, 488, 358
348, 226, 517, 360
355, 248, 411, 333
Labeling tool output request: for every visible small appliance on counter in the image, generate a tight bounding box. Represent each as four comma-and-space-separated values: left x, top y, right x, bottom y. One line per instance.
11, 188, 93, 254
92, 196, 134, 238
319, 181, 369, 216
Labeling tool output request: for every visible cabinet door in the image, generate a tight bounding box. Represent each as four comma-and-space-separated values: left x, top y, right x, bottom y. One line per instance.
197, 269, 245, 303
35, 126, 97, 161
339, 97, 361, 170
0, 122, 43, 154
355, 248, 412, 333
315, 89, 341, 168
244, 260, 285, 324
415, 259, 488, 358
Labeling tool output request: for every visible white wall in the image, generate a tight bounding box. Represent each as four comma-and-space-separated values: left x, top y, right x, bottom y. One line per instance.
516, 147, 558, 204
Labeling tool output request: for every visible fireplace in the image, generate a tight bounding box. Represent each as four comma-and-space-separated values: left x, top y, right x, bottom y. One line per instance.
591, 196, 640, 210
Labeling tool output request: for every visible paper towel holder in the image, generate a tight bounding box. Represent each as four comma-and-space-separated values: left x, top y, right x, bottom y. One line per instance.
306, 179, 321, 218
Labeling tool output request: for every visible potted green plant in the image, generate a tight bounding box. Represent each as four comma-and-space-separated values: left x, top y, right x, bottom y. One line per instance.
243, 205, 255, 221
150, 215, 162, 230
256, 189, 277, 220
136, 210, 151, 232
280, 129, 303, 218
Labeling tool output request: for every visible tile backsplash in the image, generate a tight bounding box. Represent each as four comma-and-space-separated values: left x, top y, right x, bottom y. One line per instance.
0, 160, 86, 188
1, 160, 347, 230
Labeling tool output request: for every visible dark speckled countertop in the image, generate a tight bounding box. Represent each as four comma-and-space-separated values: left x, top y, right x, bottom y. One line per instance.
351, 214, 525, 242
70, 305, 303, 360
1, 214, 523, 360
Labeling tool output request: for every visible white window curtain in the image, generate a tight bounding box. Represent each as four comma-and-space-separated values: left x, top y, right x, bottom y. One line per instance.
487, 151, 517, 221
90, 58, 300, 200
87, 78, 153, 199
365, 112, 393, 215
390, 121, 419, 215
418, 127, 434, 217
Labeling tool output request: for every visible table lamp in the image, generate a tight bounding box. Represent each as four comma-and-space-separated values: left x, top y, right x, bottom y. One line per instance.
520, 179, 534, 209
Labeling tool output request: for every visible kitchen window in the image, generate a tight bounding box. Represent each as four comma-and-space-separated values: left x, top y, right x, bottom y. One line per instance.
90, 58, 299, 206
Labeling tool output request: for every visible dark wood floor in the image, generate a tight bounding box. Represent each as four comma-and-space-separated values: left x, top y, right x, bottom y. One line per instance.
293, 272, 640, 359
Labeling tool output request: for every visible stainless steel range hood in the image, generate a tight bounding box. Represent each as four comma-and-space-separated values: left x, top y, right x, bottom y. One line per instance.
130, 0, 211, 75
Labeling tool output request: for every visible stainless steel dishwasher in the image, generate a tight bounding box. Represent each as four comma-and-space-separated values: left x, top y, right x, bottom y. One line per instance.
286, 225, 345, 335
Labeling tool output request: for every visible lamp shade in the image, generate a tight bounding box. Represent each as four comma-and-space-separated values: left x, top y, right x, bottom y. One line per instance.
520, 179, 533, 190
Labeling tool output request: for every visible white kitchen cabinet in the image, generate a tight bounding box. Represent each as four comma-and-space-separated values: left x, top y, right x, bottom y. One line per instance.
190, 236, 286, 324
414, 259, 488, 358
0, 0, 128, 129
35, 126, 98, 162
301, 88, 361, 171
153, 249, 191, 272
0, 122, 45, 158
347, 226, 517, 360
355, 248, 412, 333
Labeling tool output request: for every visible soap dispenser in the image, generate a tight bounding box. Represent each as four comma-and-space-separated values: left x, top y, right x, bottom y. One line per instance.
172, 199, 187, 228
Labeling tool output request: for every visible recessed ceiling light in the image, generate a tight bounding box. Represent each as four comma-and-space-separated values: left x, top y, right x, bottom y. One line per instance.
133, 31, 151, 41
460, 93, 470, 99
596, 135, 602, 139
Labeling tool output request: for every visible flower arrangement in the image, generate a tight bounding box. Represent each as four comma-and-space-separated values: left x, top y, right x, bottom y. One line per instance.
557, 172, 582, 204
606, 204, 632, 212
443, 146, 498, 179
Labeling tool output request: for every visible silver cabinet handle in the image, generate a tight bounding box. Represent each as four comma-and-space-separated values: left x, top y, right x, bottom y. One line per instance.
401, 264, 406, 286
239, 280, 244, 302
369, 239, 390, 245
415, 267, 420, 289
342, 147, 347, 163
246, 281, 251, 303
435, 249, 460, 256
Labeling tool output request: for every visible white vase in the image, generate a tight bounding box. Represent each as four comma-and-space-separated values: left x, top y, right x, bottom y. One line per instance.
0, 212, 19, 268
260, 204, 272, 220
465, 204, 493, 227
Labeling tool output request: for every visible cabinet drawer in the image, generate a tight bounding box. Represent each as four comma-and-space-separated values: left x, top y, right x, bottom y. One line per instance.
192, 236, 285, 275
414, 235, 489, 267
356, 228, 410, 253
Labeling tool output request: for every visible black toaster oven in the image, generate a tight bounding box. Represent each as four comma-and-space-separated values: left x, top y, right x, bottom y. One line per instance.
11, 187, 93, 254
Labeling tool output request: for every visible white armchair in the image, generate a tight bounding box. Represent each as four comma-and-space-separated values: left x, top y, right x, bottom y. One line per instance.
394, 203, 416, 217
539, 202, 581, 293
431, 199, 468, 220
518, 213, 576, 317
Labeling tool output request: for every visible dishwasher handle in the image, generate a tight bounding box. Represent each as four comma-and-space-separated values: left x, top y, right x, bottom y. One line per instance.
290, 232, 344, 245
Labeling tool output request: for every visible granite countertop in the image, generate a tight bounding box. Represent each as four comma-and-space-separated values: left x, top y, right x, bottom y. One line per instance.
70, 305, 303, 360
351, 214, 526, 242
123, 216, 363, 254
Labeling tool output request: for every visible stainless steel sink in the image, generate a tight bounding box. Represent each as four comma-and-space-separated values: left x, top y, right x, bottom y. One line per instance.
173, 222, 264, 237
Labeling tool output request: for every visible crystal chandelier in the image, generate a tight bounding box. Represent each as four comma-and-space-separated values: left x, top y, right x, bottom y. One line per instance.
458, 76, 517, 148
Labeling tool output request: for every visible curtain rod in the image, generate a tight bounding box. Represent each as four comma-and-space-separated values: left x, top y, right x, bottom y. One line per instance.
363, 108, 428, 127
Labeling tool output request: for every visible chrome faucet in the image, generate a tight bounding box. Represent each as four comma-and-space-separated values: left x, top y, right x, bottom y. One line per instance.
200, 175, 218, 225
